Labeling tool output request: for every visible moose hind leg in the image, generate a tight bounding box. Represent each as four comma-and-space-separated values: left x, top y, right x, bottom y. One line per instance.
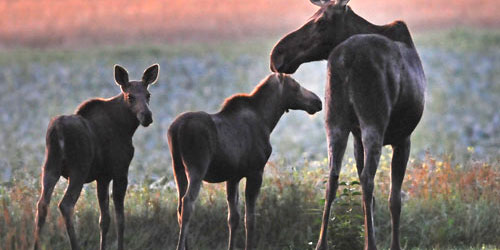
172, 159, 190, 250
34, 154, 61, 250
360, 127, 384, 250
353, 134, 364, 176
173, 162, 188, 227
315, 127, 349, 250
59, 168, 87, 250
176, 170, 204, 250
354, 134, 377, 210
389, 137, 410, 250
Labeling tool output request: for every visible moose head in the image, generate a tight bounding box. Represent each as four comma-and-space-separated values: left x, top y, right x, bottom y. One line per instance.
114, 64, 159, 127
270, 0, 352, 74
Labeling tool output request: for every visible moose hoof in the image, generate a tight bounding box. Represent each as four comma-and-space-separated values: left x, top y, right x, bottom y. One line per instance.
315, 242, 328, 250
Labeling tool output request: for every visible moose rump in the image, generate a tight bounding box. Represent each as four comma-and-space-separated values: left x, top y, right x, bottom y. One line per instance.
45, 115, 101, 182
168, 111, 225, 183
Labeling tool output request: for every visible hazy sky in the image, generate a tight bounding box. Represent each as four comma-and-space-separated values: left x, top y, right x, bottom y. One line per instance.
0, 0, 498, 47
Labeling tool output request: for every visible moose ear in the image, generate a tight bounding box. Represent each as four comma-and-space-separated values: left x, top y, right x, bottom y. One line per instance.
310, 0, 331, 7
335, 0, 350, 7
142, 64, 160, 87
276, 73, 286, 84
114, 64, 129, 87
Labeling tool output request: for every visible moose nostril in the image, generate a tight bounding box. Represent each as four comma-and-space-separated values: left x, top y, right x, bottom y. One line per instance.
138, 111, 153, 125
314, 99, 322, 110
270, 52, 284, 72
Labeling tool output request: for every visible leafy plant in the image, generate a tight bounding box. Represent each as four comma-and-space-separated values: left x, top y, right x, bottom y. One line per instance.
328, 181, 364, 250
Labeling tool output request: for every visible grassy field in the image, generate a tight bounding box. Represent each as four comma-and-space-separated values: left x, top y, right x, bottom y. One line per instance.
0, 28, 499, 249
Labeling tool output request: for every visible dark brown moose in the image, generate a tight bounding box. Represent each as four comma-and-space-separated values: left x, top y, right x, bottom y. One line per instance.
270, 1, 426, 250
33, 64, 160, 250
167, 73, 322, 250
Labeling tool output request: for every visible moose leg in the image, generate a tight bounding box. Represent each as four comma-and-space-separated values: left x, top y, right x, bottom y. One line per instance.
244, 174, 263, 250
389, 137, 410, 250
97, 179, 111, 250
173, 167, 190, 250
112, 178, 128, 250
354, 134, 377, 210
34, 156, 61, 250
59, 172, 86, 250
360, 127, 384, 250
353, 133, 364, 176
315, 127, 349, 250
177, 172, 204, 250
173, 163, 188, 227
226, 179, 241, 250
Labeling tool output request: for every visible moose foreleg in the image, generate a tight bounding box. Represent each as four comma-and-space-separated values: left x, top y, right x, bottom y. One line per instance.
244, 174, 262, 250
112, 178, 128, 250
97, 180, 111, 250
227, 179, 241, 250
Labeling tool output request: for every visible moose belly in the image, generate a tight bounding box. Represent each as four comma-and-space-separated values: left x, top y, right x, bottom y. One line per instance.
203, 168, 234, 183
383, 108, 423, 145
203, 160, 242, 183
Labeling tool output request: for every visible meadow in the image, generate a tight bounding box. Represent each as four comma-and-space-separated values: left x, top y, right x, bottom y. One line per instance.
0, 28, 499, 249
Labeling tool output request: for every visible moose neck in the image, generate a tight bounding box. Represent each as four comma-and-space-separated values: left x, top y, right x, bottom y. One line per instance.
251, 85, 286, 133
109, 94, 140, 137
344, 8, 415, 48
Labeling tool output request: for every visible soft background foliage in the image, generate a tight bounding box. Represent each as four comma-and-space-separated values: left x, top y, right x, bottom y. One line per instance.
0, 1, 499, 249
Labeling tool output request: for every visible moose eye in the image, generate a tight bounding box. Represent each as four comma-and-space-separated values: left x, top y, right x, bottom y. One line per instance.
146, 93, 151, 100
128, 95, 136, 102
316, 18, 325, 25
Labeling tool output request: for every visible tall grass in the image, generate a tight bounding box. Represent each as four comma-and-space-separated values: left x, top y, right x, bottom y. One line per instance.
1, 152, 499, 249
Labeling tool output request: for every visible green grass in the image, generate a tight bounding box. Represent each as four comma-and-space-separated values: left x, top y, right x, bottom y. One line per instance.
0, 28, 499, 249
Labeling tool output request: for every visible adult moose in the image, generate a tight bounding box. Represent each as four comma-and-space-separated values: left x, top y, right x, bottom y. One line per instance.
167, 73, 322, 250
270, 0, 426, 249
33, 64, 160, 250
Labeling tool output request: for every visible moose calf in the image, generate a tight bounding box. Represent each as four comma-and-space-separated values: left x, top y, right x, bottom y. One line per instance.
167, 73, 322, 250
34, 64, 160, 250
